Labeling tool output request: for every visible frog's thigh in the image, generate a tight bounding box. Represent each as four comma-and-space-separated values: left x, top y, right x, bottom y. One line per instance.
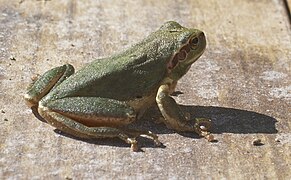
40, 97, 136, 128
25, 64, 74, 108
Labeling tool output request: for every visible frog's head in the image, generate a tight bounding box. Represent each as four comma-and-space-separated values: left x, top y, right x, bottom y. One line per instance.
159, 21, 206, 80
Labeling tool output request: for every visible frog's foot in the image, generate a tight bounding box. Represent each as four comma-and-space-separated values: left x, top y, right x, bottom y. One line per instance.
114, 130, 161, 151
122, 129, 161, 147
194, 118, 215, 142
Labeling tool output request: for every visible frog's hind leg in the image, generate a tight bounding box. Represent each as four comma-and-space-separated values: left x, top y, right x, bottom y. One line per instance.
42, 110, 141, 151
24, 64, 75, 108
38, 97, 161, 151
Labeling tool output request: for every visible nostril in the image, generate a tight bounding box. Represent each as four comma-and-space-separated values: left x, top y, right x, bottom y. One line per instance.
199, 32, 205, 40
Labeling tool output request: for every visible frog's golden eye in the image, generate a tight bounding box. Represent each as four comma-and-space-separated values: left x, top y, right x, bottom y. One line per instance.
177, 50, 187, 61
190, 37, 199, 49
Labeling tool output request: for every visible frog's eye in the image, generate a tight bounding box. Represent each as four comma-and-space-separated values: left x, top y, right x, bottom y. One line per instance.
190, 37, 199, 49
177, 50, 187, 61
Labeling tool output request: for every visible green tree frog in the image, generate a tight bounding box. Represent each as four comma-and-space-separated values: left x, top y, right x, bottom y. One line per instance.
24, 21, 213, 151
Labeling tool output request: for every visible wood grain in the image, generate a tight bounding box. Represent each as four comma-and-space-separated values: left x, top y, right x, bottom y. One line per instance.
0, 0, 290, 179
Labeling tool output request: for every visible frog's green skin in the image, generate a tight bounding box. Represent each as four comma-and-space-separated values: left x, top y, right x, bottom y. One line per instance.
24, 21, 212, 151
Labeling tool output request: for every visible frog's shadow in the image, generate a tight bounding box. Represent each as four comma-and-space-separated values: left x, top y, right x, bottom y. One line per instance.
33, 105, 277, 150
137, 105, 278, 136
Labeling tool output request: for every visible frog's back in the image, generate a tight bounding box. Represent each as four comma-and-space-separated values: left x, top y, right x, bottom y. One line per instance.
85, 54, 167, 100
51, 45, 169, 101
49, 26, 186, 101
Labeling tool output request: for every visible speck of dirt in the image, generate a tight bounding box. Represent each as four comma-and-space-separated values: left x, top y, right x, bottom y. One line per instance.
252, 139, 264, 146
4, 118, 8, 121
10, 56, 16, 61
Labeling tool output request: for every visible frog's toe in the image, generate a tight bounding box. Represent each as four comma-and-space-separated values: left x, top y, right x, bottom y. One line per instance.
128, 138, 139, 152
120, 129, 161, 148
194, 118, 212, 133
140, 131, 161, 146
117, 134, 139, 151
193, 118, 216, 142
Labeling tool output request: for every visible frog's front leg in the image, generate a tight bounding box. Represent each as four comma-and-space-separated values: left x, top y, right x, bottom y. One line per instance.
24, 64, 74, 108
38, 97, 161, 151
156, 83, 214, 141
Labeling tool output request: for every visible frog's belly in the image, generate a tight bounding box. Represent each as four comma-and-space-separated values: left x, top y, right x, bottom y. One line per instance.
64, 113, 133, 127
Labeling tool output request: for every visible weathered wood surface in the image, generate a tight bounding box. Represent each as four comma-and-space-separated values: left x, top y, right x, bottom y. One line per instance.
0, 0, 290, 179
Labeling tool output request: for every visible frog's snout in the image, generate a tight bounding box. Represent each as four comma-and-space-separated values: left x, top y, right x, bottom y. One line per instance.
198, 32, 206, 48
199, 31, 205, 40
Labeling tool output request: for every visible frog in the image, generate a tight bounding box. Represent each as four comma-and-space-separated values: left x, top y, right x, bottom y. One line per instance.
24, 21, 213, 151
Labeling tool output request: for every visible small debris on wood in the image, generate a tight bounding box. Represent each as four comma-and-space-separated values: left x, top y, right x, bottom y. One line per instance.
31, 74, 40, 81
9, 56, 16, 61
252, 138, 264, 146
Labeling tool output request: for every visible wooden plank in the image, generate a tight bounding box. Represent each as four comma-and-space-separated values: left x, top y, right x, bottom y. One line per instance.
0, 0, 290, 179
